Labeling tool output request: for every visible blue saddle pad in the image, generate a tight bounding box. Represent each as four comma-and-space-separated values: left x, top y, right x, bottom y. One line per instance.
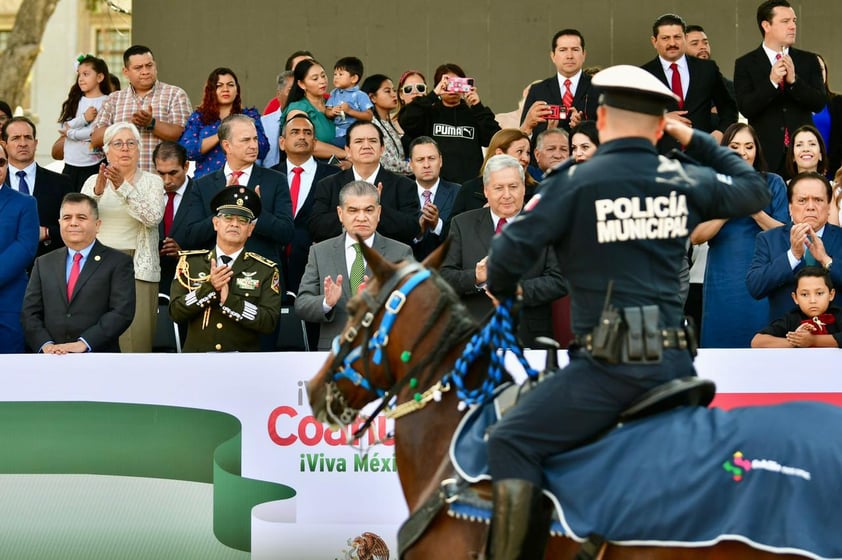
450, 397, 842, 559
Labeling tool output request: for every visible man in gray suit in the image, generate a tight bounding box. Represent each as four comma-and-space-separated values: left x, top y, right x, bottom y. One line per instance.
296, 181, 413, 350
22, 193, 136, 353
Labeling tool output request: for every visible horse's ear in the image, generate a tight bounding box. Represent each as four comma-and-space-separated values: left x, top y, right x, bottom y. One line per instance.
422, 237, 451, 270
357, 234, 398, 281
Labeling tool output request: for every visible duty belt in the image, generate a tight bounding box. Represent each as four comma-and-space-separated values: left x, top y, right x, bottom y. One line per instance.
573, 327, 689, 353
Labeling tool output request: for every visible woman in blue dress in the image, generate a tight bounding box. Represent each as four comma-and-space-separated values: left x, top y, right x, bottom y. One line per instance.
281, 59, 348, 164
179, 67, 269, 179
692, 123, 790, 348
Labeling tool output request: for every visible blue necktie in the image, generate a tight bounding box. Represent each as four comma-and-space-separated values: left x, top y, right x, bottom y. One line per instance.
16, 171, 30, 195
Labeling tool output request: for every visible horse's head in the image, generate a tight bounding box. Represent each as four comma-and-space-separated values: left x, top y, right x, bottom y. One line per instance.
308, 238, 476, 428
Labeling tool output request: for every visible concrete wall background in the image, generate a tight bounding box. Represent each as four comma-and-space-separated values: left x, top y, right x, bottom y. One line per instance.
134, 1, 841, 115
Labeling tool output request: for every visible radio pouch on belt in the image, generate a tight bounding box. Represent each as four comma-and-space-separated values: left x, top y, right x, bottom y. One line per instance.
591, 281, 624, 363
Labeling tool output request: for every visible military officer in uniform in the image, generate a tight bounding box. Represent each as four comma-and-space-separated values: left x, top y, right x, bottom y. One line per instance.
482, 65, 772, 559
170, 186, 280, 352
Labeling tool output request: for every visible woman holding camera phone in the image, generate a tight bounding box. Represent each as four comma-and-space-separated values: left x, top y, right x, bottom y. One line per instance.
399, 63, 500, 184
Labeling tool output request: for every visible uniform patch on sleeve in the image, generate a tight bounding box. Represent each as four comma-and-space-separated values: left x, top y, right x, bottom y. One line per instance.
271, 270, 280, 294
524, 193, 542, 212
715, 173, 733, 185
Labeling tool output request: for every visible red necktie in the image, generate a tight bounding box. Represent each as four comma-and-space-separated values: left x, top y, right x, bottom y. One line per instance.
562, 79, 574, 110
229, 170, 244, 186
163, 191, 176, 237
670, 63, 684, 109
290, 167, 304, 216
67, 252, 82, 300
495, 217, 507, 234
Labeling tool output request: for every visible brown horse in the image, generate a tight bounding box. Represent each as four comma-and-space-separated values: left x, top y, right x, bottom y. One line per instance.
308, 241, 809, 560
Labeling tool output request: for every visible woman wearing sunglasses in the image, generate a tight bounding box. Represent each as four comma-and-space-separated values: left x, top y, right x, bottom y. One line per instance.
399, 63, 500, 184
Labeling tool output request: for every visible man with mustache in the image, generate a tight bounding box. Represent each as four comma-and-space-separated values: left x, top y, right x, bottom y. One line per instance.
641, 13, 737, 153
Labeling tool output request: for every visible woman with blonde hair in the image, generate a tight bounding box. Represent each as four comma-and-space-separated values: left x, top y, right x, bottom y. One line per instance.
82, 122, 164, 352
451, 128, 536, 218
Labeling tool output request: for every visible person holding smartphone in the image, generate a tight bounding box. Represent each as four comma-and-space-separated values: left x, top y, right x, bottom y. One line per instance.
398, 63, 500, 184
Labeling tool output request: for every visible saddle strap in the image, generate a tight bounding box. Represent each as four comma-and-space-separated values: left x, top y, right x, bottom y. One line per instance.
575, 534, 606, 560
397, 478, 467, 558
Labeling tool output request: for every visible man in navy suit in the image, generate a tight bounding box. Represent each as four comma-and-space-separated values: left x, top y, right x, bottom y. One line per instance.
520, 29, 600, 142
2, 116, 73, 260
153, 141, 194, 295
271, 112, 340, 295
22, 193, 135, 353
734, 0, 826, 179
748, 172, 842, 321
408, 136, 458, 261
641, 13, 737, 153
182, 114, 294, 269
309, 121, 419, 246
0, 144, 39, 353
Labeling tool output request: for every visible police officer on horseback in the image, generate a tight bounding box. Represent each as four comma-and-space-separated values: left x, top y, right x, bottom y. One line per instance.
483, 65, 771, 559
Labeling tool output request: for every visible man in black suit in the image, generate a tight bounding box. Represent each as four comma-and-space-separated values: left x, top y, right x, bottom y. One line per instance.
2, 116, 73, 260
440, 154, 566, 347
22, 193, 135, 353
520, 29, 600, 142
309, 121, 419, 245
641, 14, 737, 154
153, 141, 194, 295
182, 114, 294, 268
408, 136, 459, 261
271, 111, 341, 295
734, 0, 826, 179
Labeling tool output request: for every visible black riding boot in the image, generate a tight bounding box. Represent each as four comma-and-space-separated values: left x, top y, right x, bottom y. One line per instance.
487, 478, 552, 560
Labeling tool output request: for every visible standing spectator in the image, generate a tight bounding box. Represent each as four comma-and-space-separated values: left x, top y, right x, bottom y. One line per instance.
0, 100, 12, 136
395, 70, 426, 131
57, 55, 112, 191
408, 136, 459, 261
747, 171, 842, 321
309, 121, 419, 245
295, 181, 413, 351
262, 50, 314, 115
520, 29, 600, 139
259, 70, 294, 168
271, 112, 341, 295
786, 124, 828, 179
569, 120, 600, 163
22, 193, 135, 353
81, 122, 165, 353
91, 45, 192, 172
153, 141, 194, 295
734, 0, 826, 179
441, 154, 566, 347
182, 114, 294, 267
179, 67, 269, 179
362, 74, 410, 175
2, 116, 73, 260
325, 57, 373, 147
0, 143, 39, 353
399, 62, 500, 184
641, 14, 737, 152
451, 129, 536, 217
692, 123, 789, 347
684, 24, 737, 133
282, 59, 349, 163
170, 187, 280, 353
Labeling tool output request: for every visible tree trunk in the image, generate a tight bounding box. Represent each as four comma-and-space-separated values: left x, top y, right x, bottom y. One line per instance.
0, 0, 61, 107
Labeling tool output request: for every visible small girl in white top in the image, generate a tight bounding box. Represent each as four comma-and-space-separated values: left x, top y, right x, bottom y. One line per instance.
58, 55, 112, 191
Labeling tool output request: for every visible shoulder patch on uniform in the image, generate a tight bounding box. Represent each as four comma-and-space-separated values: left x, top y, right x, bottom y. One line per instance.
715, 173, 733, 185
524, 193, 542, 212
245, 252, 277, 268
271, 270, 280, 294
177, 249, 210, 257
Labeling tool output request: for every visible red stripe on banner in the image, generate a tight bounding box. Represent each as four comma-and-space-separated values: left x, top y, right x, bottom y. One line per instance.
712, 393, 842, 410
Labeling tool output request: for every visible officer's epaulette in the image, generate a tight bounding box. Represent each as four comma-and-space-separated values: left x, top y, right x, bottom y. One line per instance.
245, 252, 277, 268
177, 249, 210, 257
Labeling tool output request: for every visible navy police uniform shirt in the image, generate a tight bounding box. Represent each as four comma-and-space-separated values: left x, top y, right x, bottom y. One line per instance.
487, 131, 770, 333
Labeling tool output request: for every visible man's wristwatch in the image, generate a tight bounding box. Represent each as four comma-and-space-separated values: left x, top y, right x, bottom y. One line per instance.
824, 258, 833, 271
146, 117, 156, 131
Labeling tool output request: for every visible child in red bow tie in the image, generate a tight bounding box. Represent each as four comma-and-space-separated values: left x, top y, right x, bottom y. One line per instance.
752, 267, 842, 348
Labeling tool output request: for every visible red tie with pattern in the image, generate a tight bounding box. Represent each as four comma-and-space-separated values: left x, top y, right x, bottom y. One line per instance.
670, 63, 684, 109
290, 167, 304, 216
562, 79, 574, 110
229, 170, 244, 186
67, 252, 82, 300
495, 217, 507, 234
163, 191, 176, 237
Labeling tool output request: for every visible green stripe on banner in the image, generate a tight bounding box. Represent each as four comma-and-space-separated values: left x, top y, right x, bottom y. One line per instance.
0, 402, 295, 552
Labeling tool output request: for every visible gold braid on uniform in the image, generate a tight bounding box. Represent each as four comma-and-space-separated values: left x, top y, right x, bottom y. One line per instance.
176, 250, 212, 290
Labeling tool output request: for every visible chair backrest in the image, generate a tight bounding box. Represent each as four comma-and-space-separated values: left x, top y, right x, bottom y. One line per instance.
153, 293, 182, 353
276, 291, 309, 351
